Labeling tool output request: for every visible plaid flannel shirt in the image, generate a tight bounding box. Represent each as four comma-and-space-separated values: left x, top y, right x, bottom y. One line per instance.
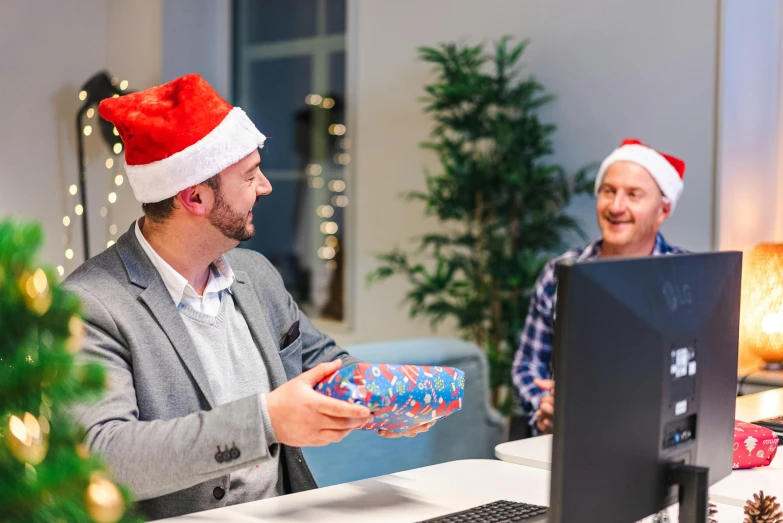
511, 233, 687, 429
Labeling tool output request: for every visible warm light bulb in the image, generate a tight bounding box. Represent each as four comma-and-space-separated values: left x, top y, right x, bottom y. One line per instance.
63, 216, 71, 226
119, 80, 128, 90
334, 195, 349, 207
75, 204, 84, 216
113, 143, 123, 154
329, 180, 346, 192
108, 192, 117, 203
109, 224, 117, 235
306, 164, 323, 176
69, 184, 78, 195
106, 240, 115, 248
325, 236, 339, 247
317, 205, 334, 218
65, 249, 74, 260
762, 313, 783, 334
86, 108, 95, 118
114, 174, 124, 186
321, 97, 335, 109
79, 90, 88, 101
9, 415, 30, 445
56, 266, 64, 276
320, 221, 338, 234
32, 269, 48, 295
113, 127, 119, 136
308, 177, 324, 189
23, 413, 41, 441
328, 124, 346, 136
83, 125, 92, 136
105, 158, 114, 169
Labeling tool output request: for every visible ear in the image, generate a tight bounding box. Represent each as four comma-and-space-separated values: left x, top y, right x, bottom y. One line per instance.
659, 196, 672, 223
176, 185, 211, 217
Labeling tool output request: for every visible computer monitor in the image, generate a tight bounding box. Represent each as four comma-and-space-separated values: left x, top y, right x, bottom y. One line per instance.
547, 251, 742, 523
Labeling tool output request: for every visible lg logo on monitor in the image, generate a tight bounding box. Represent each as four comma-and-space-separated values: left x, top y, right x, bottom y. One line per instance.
663, 282, 692, 312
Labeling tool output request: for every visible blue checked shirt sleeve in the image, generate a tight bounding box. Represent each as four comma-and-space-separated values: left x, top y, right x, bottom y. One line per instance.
512, 261, 557, 425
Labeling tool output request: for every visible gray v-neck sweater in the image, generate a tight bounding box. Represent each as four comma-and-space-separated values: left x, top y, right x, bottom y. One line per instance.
179, 291, 284, 504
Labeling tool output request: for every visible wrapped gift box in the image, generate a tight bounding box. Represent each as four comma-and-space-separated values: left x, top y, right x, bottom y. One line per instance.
733, 420, 779, 469
315, 362, 465, 433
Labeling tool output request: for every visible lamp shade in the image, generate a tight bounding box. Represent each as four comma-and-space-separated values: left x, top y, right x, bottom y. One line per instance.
740, 243, 783, 369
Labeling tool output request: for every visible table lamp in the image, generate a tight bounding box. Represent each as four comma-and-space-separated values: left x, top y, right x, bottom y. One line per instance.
740, 243, 783, 370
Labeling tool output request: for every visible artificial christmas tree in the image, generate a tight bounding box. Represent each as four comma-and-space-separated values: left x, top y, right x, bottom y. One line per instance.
0, 219, 137, 523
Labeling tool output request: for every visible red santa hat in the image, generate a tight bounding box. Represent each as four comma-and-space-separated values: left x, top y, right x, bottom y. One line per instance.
594, 138, 686, 211
98, 73, 265, 203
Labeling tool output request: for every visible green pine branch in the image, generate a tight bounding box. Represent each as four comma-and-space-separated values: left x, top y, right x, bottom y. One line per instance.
0, 219, 140, 523
368, 37, 597, 415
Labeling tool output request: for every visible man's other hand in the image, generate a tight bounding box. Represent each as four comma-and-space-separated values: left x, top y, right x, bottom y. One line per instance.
533, 378, 555, 435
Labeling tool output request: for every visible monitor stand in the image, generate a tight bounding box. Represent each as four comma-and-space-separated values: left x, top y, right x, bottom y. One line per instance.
667, 463, 708, 523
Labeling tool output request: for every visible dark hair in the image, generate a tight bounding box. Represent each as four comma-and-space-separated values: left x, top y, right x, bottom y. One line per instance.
141, 173, 221, 223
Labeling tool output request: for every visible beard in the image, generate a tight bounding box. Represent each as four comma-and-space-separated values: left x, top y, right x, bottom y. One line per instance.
208, 191, 256, 242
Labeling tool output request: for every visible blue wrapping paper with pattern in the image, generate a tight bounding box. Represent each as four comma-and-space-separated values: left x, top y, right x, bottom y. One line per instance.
315, 362, 465, 433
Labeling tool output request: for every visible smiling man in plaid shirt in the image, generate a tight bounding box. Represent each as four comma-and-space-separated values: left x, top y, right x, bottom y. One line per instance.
511, 138, 688, 435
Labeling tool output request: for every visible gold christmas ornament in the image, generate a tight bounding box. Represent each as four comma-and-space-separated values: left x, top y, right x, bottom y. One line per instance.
76, 443, 90, 459
744, 490, 783, 523
85, 472, 125, 523
6, 413, 49, 465
67, 316, 86, 353
17, 268, 52, 316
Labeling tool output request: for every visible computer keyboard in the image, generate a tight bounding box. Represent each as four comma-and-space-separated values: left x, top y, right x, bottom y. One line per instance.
416, 500, 549, 522
753, 415, 783, 434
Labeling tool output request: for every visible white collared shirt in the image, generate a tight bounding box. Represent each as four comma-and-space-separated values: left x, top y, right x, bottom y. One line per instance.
134, 219, 235, 316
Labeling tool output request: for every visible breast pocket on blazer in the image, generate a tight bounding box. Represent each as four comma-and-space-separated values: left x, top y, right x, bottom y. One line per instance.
279, 337, 303, 380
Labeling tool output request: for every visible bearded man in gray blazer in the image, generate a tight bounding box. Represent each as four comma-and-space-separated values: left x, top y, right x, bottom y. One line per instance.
63, 73, 432, 521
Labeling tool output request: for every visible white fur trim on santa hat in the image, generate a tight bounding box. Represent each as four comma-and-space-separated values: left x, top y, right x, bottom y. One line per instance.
594, 143, 684, 212
125, 107, 266, 203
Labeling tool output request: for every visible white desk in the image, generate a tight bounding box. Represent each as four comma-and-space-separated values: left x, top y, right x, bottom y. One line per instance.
495, 389, 783, 508
159, 459, 744, 522
734, 387, 783, 423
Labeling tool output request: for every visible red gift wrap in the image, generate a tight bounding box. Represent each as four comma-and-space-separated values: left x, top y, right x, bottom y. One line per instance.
732, 420, 779, 469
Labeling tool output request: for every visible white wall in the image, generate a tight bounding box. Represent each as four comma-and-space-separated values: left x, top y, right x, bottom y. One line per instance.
333, 0, 720, 346
0, 1, 162, 274
0, 1, 107, 271
106, 0, 163, 238
717, 0, 782, 252
161, 0, 232, 100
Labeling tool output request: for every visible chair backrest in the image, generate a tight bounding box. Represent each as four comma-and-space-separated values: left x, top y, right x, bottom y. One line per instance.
302, 337, 507, 487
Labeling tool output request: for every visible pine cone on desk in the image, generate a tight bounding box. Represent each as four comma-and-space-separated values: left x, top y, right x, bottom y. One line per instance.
709, 500, 718, 523
744, 491, 783, 523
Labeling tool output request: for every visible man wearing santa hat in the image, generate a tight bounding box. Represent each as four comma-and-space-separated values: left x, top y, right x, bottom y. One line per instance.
511, 138, 688, 436
63, 74, 432, 520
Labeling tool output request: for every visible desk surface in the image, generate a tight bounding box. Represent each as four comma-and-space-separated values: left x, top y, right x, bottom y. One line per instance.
159, 459, 744, 522
735, 387, 783, 423
495, 389, 783, 508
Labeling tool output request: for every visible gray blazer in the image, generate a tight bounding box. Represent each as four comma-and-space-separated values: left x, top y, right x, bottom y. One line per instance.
63, 224, 358, 521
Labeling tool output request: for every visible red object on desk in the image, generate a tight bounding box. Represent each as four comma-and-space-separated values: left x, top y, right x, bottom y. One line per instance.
733, 420, 779, 469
